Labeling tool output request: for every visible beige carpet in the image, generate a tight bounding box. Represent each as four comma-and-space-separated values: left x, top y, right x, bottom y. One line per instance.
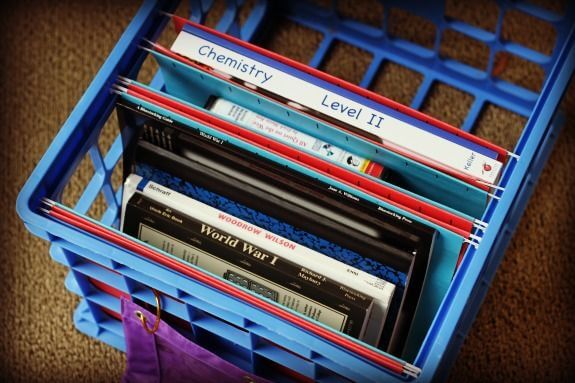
0, 1, 573, 382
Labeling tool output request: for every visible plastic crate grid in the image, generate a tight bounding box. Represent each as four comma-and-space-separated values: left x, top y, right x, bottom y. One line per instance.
17, 0, 575, 382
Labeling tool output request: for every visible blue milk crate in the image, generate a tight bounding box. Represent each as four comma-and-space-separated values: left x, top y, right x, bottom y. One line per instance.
16, 0, 575, 381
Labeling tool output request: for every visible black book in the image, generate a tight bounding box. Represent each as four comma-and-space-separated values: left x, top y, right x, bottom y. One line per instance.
123, 192, 374, 339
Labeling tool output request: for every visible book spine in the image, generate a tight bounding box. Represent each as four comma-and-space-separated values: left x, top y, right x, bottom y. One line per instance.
123, 193, 372, 339
169, 30, 502, 184
207, 97, 384, 178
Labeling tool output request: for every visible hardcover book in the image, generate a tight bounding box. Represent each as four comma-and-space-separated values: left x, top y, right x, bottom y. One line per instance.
123, 191, 374, 339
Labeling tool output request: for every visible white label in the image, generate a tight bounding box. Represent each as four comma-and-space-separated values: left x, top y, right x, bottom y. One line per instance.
125, 174, 394, 345
209, 98, 375, 175
170, 31, 503, 183
138, 223, 348, 330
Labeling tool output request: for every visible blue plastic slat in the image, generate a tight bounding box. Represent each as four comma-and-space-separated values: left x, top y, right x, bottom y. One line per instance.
255, 345, 315, 379
446, 21, 496, 43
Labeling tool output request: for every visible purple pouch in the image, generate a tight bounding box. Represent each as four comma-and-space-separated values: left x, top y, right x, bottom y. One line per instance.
121, 297, 271, 383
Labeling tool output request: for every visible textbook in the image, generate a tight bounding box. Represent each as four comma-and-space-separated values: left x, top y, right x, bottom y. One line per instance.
136, 47, 495, 220
116, 97, 432, 271
122, 173, 398, 345
115, 83, 477, 237
122, 190, 374, 339
205, 96, 388, 180
169, 22, 505, 185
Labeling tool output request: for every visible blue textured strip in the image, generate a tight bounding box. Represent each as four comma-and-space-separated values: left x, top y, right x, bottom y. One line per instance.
136, 177, 148, 192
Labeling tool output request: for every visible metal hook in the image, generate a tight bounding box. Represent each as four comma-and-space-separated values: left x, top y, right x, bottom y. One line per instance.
135, 289, 161, 334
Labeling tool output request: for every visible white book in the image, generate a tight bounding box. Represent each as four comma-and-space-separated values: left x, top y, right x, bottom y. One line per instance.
122, 174, 396, 346
170, 30, 503, 184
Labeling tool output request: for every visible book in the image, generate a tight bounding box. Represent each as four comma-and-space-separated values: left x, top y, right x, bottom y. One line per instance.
39, 202, 419, 377
135, 47, 494, 220
122, 191, 374, 339
168, 22, 504, 185
117, 96, 437, 350
123, 173, 398, 346
205, 96, 388, 180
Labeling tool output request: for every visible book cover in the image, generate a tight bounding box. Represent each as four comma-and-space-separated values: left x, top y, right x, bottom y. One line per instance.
123, 192, 373, 339
124, 173, 399, 346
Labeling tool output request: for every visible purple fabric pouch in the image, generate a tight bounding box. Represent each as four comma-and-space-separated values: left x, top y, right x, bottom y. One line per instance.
121, 297, 271, 383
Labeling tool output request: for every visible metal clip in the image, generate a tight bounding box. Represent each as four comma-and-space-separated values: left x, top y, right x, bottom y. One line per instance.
135, 289, 162, 334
